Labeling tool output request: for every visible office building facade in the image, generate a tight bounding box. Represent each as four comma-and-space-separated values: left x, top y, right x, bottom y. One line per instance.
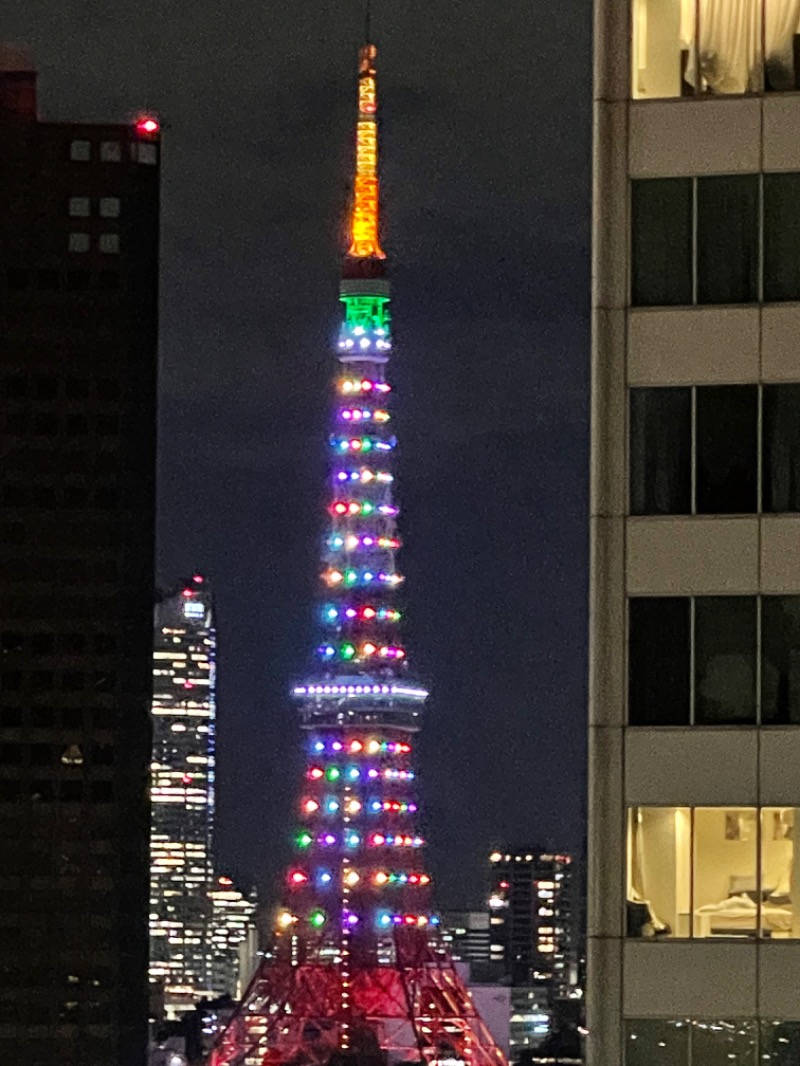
591, 3, 800, 1064
0, 46, 159, 1066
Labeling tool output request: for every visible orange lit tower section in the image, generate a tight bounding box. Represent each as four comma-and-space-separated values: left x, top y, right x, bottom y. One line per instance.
211, 41, 506, 1066
348, 44, 385, 261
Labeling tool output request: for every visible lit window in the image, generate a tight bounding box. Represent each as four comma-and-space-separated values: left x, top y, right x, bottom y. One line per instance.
627, 806, 799, 939
100, 141, 121, 162
99, 234, 120, 254
99, 197, 120, 218
70, 140, 91, 161
69, 197, 90, 217
68, 233, 90, 253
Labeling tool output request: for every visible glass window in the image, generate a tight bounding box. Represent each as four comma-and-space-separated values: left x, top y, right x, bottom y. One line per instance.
760, 1021, 800, 1063
764, 385, 800, 513
629, 599, 691, 725
696, 176, 759, 304
631, 0, 691, 100
693, 808, 757, 935
98, 234, 119, 254
68, 233, 90, 254
68, 197, 90, 217
632, 179, 693, 306
632, 0, 772, 97
691, 1020, 757, 1065
99, 141, 121, 162
762, 597, 800, 725
765, 6, 800, 91
760, 808, 798, 937
625, 1019, 688, 1065
99, 197, 120, 218
627, 808, 691, 938
70, 140, 91, 161
694, 597, 756, 724
628, 808, 800, 940
695, 386, 757, 514
630, 388, 691, 515
764, 175, 800, 301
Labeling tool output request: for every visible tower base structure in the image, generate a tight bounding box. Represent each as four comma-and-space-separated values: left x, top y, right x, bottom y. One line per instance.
210, 929, 507, 1066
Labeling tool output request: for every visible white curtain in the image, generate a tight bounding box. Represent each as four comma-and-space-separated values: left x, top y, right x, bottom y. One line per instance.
684, 0, 800, 93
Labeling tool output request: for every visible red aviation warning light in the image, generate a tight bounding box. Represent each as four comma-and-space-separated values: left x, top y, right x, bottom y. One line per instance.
134, 115, 160, 136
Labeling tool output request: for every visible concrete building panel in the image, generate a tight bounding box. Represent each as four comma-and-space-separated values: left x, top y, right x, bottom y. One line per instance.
626, 517, 759, 595
627, 308, 760, 385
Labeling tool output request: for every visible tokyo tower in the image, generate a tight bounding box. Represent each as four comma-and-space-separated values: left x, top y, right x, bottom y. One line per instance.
211, 38, 506, 1066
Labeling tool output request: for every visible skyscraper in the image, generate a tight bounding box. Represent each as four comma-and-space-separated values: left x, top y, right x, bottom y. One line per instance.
591, 4, 800, 1065
211, 39, 504, 1066
488, 850, 581, 1055
150, 577, 218, 1016
0, 46, 159, 1066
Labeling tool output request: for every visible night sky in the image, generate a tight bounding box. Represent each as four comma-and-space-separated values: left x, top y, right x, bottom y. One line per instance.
8, 1, 591, 908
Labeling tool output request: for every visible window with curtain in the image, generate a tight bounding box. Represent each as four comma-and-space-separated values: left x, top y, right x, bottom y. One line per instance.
764, 174, 800, 302
631, 0, 800, 97
696, 176, 759, 305
629, 388, 691, 515
629, 598, 691, 725
627, 807, 799, 940
695, 386, 758, 514
762, 597, 800, 725
694, 598, 757, 724
631, 179, 693, 306
763, 384, 800, 512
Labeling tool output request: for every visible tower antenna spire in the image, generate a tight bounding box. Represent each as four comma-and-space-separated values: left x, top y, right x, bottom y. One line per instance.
346, 32, 385, 261
364, 0, 371, 44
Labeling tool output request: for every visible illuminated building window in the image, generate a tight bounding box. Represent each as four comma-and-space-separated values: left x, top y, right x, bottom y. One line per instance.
69, 197, 90, 217
99, 141, 121, 162
627, 806, 800, 939
99, 197, 120, 218
99, 234, 120, 255
68, 233, 90, 253
70, 140, 91, 161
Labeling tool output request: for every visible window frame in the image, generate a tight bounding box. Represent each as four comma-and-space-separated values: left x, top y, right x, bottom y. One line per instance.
628, 383, 800, 517
628, 594, 800, 726
630, 172, 800, 307
626, 805, 799, 940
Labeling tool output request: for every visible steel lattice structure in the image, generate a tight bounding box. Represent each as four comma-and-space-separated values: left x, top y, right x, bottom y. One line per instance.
211, 38, 507, 1066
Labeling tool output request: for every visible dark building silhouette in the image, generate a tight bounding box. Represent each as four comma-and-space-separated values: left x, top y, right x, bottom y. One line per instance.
0, 45, 159, 1066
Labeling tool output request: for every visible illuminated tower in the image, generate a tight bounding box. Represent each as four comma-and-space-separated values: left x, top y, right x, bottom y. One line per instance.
212, 40, 506, 1066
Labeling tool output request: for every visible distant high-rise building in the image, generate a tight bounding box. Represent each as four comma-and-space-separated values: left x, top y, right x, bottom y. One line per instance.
149, 578, 257, 1018
150, 577, 217, 1015
0, 46, 160, 1066
488, 849, 581, 1055
207, 876, 258, 997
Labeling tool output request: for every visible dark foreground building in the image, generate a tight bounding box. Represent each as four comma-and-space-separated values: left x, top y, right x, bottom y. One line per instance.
0, 46, 159, 1065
